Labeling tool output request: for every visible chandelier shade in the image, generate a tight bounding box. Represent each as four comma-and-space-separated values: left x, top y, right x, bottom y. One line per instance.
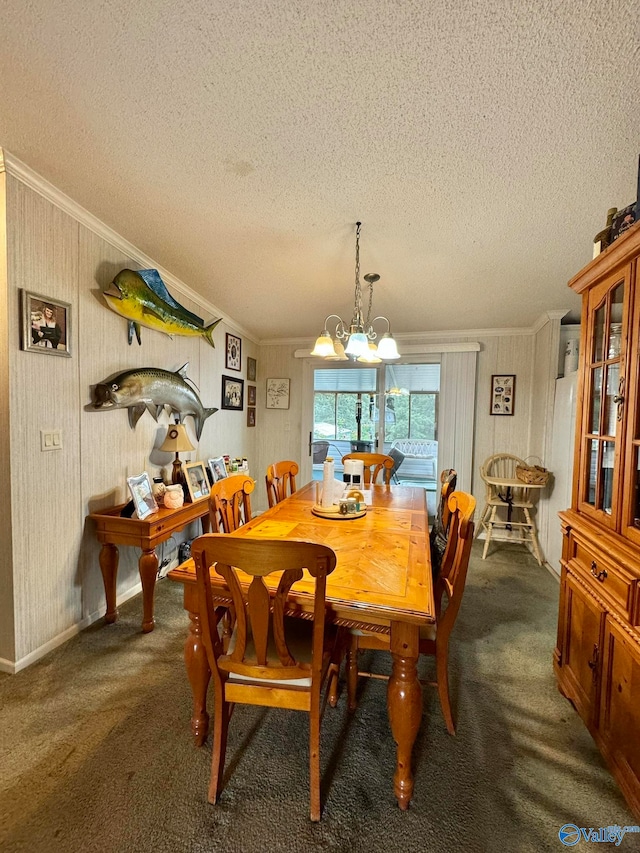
311, 222, 401, 361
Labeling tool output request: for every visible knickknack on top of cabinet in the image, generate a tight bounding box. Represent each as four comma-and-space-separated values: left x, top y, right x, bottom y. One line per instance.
555, 221, 640, 819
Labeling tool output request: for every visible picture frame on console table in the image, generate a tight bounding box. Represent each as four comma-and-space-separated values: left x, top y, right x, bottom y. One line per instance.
208, 456, 228, 483
127, 472, 158, 520
185, 461, 211, 502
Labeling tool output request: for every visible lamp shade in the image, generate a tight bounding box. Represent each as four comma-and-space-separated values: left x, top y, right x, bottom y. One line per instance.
345, 332, 369, 357
159, 424, 195, 453
327, 340, 349, 361
358, 342, 382, 363
376, 333, 400, 360
311, 333, 337, 358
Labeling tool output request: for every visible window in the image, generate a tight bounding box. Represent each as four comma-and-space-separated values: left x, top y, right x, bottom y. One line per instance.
312, 364, 440, 447
384, 392, 438, 442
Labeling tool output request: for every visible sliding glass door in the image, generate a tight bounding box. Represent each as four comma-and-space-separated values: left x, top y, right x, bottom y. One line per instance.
310, 361, 440, 482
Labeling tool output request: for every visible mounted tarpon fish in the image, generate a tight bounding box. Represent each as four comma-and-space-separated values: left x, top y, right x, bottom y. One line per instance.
88, 363, 217, 440
103, 268, 222, 346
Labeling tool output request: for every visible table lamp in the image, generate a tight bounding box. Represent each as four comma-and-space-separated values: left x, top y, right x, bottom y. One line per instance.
159, 423, 194, 484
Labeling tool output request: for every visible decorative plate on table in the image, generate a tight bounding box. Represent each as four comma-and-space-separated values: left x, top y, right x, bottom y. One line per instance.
311, 504, 367, 520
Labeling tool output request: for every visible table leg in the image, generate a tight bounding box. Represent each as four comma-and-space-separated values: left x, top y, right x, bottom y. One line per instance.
99, 543, 119, 624
138, 548, 158, 633
388, 621, 422, 810
185, 609, 211, 746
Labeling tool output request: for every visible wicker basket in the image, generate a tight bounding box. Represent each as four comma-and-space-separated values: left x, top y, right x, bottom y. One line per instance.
516, 459, 550, 485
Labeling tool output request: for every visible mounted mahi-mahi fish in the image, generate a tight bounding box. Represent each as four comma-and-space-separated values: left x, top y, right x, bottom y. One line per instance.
103, 268, 222, 346
88, 363, 217, 440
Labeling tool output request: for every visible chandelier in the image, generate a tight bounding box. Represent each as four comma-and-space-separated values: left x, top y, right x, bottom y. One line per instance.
310, 222, 400, 362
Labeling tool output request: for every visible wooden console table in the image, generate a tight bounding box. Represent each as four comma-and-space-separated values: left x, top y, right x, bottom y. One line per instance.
89, 498, 211, 632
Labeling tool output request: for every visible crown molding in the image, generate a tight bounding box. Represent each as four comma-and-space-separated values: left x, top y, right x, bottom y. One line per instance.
263, 312, 573, 349
294, 341, 481, 358
0, 148, 257, 343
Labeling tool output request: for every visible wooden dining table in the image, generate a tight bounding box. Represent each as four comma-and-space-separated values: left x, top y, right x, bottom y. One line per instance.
168, 480, 434, 810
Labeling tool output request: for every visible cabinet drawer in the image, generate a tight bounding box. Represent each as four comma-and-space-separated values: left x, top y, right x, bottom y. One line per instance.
572, 543, 634, 621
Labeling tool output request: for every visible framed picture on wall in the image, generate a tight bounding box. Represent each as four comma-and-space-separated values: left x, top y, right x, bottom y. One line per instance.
222, 375, 244, 410
266, 378, 290, 409
248, 384, 257, 406
226, 333, 242, 371
247, 407, 256, 427
21, 290, 71, 357
490, 374, 515, 415
247, 357, 257, 381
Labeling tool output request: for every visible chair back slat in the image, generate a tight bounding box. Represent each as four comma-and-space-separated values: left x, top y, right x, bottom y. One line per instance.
265, 460, 299, 508
193, 535, 337, 683
341, 452, 394, 485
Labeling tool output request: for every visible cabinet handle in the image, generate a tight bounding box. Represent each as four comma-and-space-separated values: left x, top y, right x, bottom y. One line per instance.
613, 376, 625, 421
590, 561, 608, 582
588, 643, 599, 681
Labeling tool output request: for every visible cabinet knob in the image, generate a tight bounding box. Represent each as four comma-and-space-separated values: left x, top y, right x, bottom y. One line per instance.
590, 561, 608, 582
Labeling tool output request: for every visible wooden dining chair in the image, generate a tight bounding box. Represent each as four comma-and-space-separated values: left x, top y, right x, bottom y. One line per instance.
340, 452, 394, 485
347, 490, 476, 735
265, 460, 299, 508
209, 474, 255, 533
192, 534, 344, 821
429, 468, 458, 579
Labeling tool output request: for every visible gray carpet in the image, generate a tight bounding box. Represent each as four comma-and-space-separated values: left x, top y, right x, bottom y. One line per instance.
0, 543, 635, 853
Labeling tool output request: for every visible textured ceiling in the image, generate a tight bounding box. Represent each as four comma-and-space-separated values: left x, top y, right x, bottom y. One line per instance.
1, 0, 639, 341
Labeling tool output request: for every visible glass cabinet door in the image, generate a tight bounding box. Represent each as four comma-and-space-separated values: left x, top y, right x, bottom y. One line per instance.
622, 265, 640, 544
579, 275, 628, 526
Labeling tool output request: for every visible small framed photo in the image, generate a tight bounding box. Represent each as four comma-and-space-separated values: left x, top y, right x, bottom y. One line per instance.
226, 333, 242, 371
222, 375, 244, 410
21, 290, 71, 357
185, 461, 211, 502
491, 374, 515, 416
266, 378, 290, 409
127, 472, 158, 520
248, 384, 257, 406
247, 357, 257, 381
247, 407, 256, 427
610, 202, 637, 242
208, 456, 228, 483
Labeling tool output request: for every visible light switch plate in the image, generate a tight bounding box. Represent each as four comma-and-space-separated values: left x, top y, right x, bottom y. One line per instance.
41, 429, 62, 451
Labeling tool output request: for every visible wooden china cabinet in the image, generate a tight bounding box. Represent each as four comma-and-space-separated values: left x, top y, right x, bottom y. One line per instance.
555, 221, 640, 818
